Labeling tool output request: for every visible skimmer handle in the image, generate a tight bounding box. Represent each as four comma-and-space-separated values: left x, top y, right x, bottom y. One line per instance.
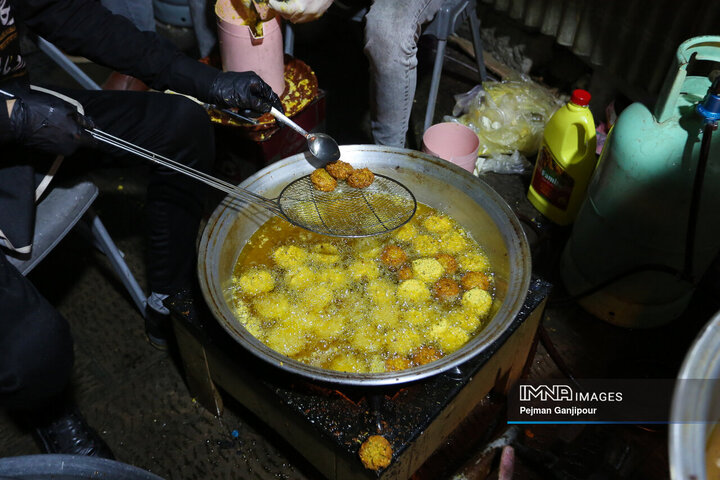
270, 107, 309, 137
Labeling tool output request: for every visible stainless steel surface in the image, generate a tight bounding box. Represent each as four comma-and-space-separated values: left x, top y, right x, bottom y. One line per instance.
270, 107, 341, 164
197, 144, 532, 386
669, 309, 720, 480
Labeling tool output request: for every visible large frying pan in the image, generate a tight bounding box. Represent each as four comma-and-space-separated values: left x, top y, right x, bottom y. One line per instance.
198, 145, 531, 386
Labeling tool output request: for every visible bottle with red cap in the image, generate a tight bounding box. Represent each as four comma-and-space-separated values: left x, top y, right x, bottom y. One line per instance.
527, 89, 597, 225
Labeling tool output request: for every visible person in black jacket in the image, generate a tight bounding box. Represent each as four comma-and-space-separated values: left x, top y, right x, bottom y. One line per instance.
0, 0, 283, 458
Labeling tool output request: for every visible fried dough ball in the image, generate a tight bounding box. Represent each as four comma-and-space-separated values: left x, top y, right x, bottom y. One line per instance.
411, 234, 440, 256
381, 244, 408, 270
446, 309, 481, 332
330, 353, 368, 373
349, 259, 381, 281
411, 258, 444, 283
253, 292, 291, 320
411, 346, 442, 365
434, 324, 470, 353
265, 323, 307, 356
393, 222, 417, 242
358, 435, 393, 471
310, 167, 337, 192
397, 279, 431, 303
311, 315, 345, 341
384, 328, 421, 356
462, 288, 493, 317
435, 253, 458, 275
316, 267, 349, 290
423, 215, 453, 233
461, 271, 492, 290
347, 167, 375, 188
432, 278, 461, 302
402, 308, 427, 326
397, 265, 413, 280
313, 242, 339, 254
385, 356, 411, 372
325, 159, 354, 180
284, 265, 315, 290
302, 284, 334, 312
459, 251, 491, 272
440, 231, 469, 254
272, 245, 308, 269
372, 306, 402, 329
235, 268, 275, 296
351, 324, 383, 353
366, 278, 396, 307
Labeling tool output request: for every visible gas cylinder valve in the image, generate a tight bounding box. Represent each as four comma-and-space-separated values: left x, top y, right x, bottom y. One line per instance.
696, 77, 720, 126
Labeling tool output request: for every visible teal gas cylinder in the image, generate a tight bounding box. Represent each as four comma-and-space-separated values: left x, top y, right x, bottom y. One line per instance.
560, 36, 720, 328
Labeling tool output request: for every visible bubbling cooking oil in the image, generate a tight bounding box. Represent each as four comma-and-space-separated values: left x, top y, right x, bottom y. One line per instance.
227, 203, 495, 373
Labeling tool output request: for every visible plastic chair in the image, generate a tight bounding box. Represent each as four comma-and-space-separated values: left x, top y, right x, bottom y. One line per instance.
3, 180, 147, 316
422, 0, 487, 131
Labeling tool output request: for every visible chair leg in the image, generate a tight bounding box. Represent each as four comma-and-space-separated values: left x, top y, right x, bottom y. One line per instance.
85, 209, 147, 317
424, 38, 448, 132
467, 3, 488, 83
36, 37, 102, 91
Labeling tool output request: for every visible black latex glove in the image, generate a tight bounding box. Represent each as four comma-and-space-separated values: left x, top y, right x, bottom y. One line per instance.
9, 90, 96, 156
208, 71, 284, 117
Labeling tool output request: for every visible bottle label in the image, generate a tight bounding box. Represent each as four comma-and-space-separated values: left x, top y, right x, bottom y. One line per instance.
531, 145, 574, 211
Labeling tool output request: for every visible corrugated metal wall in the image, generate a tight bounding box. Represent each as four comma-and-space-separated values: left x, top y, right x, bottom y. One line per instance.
479, 0, 720, 98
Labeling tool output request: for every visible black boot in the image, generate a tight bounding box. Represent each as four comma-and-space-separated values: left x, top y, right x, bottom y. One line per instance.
32, 406, 114, 459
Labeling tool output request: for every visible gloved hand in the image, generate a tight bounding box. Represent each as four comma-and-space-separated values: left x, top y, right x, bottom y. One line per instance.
267, 0, 334, 24
208, 71, 284, 116
9, 90, 96, 156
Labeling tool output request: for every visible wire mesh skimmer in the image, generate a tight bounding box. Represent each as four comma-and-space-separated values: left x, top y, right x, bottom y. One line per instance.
91, 128, 417, 237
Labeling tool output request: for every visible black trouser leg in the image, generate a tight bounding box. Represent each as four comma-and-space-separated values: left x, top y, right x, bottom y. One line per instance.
61, 90, 215, 294
0, 254, 73, 410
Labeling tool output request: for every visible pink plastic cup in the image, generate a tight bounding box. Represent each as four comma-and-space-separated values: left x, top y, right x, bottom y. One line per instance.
422, 122, 480, 173
215, 0, 286, 96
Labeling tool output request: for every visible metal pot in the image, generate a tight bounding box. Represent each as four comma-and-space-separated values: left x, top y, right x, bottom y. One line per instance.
198, 145, 531, 386
669, 309, 720, 479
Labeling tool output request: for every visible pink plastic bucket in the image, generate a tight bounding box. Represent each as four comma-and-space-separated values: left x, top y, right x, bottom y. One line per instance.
422, 122, 480, 173
215, 0, 286, 96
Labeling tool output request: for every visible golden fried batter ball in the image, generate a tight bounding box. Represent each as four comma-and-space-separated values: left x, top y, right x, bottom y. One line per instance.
384, 327, 421, 356
359, 435, 393, 471
462, 288, 493, 317
381, 244, 407, 270
310, 167, 337, 192
330, 353, 368, 373
325, 159, 354, 180
347, 167, 375, 188
235, 268, 275, 296
461, 271, 492, 290
459, 251, 491, 272
385, 356, 411, 372
423, 214, 453, 233
440, 231, 469, 254
411, 234, 440, 256
265, 323, 307, 356
397, 265, 413, 281
397, 279, 430, 303
411, 258, 444, 283
272, 245, 308, 269
432, 278, 461, 302
411, 346, 442, 365
253, 292, 291, 320
349, 258, 381, 281
284, 265, 315, 291
435, 253, 458, 275
393, 222, 417, 242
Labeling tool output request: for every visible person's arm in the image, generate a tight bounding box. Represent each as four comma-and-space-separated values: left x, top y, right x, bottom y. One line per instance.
10, 0, 218, 101
9, 0, 283, 114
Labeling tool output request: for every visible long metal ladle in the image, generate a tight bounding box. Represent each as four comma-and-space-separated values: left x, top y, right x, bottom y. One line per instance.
269, 107, 341, 164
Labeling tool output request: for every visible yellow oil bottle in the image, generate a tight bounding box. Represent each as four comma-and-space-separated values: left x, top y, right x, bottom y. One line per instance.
527, 89, 597, 225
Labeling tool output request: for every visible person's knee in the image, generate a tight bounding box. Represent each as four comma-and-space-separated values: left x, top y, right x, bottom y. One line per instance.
364, 7, 418, 60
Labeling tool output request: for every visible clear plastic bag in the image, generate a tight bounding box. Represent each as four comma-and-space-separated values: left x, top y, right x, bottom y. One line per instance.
474, 151, 532, 175
444, 76, 561, 159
